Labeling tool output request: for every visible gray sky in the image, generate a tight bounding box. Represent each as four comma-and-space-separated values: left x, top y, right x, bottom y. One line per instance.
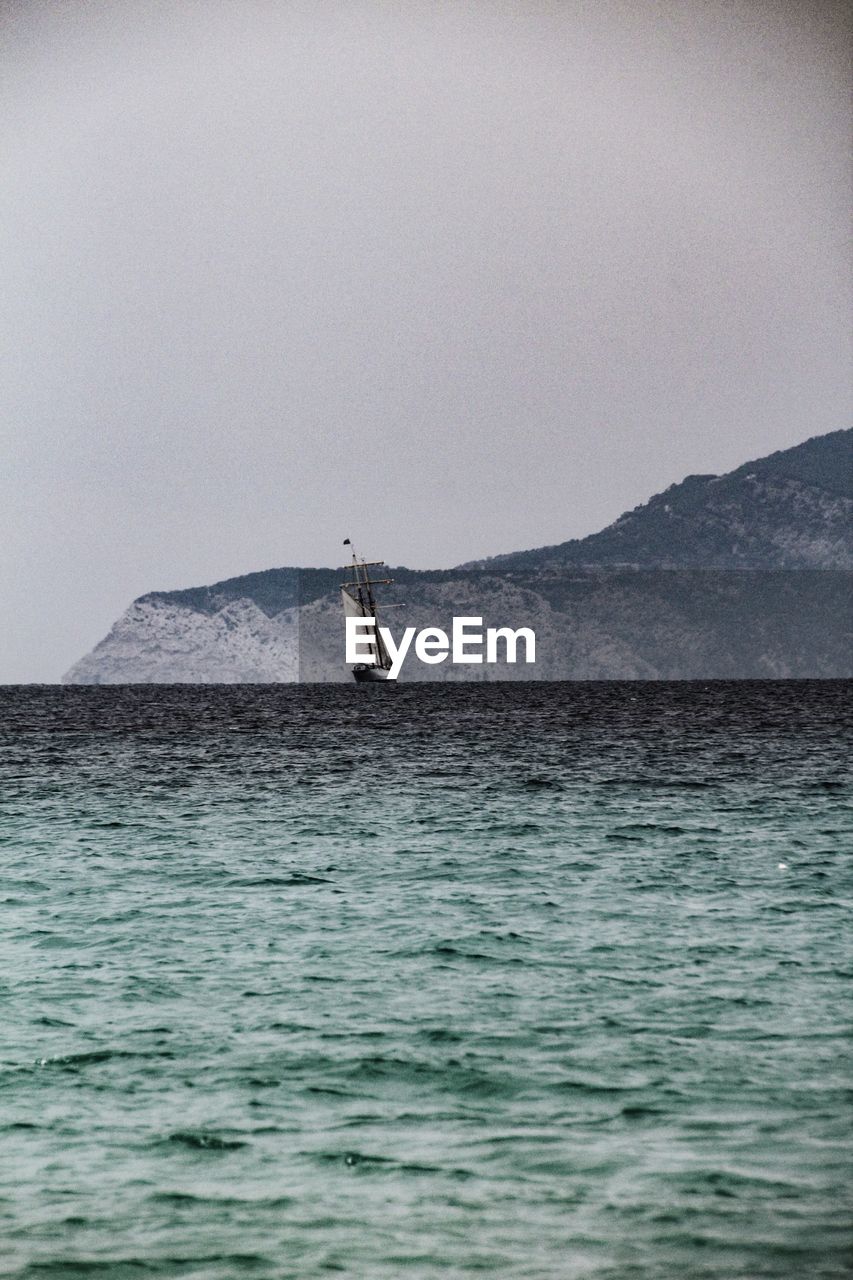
3, 0, 851, 681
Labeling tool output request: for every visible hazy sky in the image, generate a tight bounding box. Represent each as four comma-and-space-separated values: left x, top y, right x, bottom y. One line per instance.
3, 0, 851, 681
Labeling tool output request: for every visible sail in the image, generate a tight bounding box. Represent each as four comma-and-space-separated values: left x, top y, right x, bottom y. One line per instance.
341, 585, 369, 619
340, 553, 394, 674
341, 585, 391, 669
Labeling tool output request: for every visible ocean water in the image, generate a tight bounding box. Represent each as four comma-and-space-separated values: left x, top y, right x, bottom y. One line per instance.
0, 681, 850, 1280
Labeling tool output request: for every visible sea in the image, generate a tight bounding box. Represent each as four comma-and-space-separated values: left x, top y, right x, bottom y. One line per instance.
0, 681, 850, 1280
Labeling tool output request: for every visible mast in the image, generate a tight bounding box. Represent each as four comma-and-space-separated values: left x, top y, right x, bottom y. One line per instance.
341, 542, 394, 671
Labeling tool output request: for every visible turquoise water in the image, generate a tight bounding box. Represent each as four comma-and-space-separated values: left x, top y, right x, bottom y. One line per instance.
1, 682, 850, 1278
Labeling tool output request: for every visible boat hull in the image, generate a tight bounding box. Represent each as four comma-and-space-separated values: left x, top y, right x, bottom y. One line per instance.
352, 664, 390, 683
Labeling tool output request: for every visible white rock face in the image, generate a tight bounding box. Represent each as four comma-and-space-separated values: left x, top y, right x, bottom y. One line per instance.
61, 431, 853, 684
63, 569, 852, 683
63, 598, 300, 684
63, 580, 659, 684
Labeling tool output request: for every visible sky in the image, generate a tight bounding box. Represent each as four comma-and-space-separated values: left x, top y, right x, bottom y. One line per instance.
2, 0, 851, 681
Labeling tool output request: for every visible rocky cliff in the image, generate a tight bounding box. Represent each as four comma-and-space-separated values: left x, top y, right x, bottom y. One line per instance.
64, 431, 852, 683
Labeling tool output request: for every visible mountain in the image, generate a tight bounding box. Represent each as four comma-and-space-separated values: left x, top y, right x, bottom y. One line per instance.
461, 430, 852, 570
64, 430, 852, 683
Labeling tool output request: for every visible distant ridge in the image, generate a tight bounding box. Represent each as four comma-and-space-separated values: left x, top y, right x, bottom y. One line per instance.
460, 429, 853, 570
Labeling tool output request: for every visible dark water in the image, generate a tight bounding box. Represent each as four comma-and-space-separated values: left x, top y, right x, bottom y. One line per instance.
1, 682, 850, 1279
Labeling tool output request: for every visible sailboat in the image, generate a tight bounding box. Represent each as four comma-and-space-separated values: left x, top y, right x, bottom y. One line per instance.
341, 541, 394, 682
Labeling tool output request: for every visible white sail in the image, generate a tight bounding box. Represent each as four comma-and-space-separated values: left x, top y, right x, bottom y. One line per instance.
341, 585, 369, 619
341, 584, 390, 669
340, 550, 394, 677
